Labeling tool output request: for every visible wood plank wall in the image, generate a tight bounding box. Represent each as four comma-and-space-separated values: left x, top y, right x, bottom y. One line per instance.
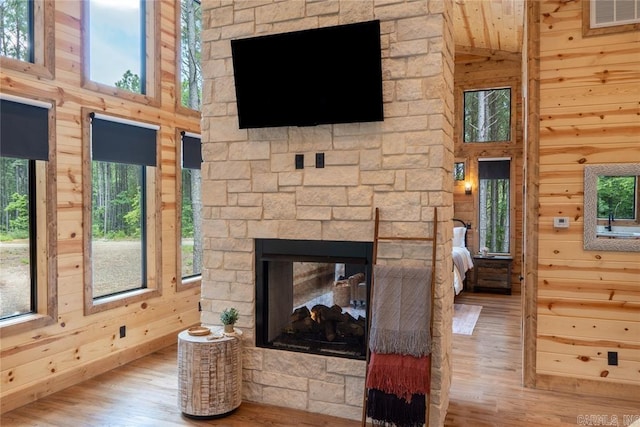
0, 1, 201, 413
536, 0, 640, 395
453, 49, 523, 293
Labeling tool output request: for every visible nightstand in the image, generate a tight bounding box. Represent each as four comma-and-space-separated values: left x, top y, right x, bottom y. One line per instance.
472, 255, 513, 294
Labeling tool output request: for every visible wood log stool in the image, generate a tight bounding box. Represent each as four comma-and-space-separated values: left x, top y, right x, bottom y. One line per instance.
333, 279, 351, 306
177, 328, 242, 418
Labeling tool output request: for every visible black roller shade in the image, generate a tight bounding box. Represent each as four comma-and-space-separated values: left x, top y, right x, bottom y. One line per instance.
0, 99, 49, 161
181, 133, 201, 170
478, 159, 510, 180
91, 114, 157, 166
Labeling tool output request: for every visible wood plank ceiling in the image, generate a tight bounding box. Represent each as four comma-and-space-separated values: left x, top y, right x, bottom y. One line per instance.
453, 0, 525, 54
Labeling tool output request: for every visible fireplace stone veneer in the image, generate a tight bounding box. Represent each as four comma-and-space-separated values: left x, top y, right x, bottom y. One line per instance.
200, 0, 455, 423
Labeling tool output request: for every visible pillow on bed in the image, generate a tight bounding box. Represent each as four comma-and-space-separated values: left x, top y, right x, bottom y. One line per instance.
453, 227, 466, 248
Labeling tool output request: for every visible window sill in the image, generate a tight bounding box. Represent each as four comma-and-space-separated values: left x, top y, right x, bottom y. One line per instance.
85, 288, 161, 315
0, 313, 56, 336
179, 275, 202, 292
462, 140, 513, 145
175, 104, 202, 119
1, 57, 54, 80
81, 80, 160, 108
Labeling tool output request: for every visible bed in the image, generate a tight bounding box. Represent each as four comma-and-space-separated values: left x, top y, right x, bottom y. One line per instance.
453, 219, 474, 295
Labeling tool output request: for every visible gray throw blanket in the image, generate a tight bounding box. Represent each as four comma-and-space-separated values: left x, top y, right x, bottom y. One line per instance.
369, 264, 432, 357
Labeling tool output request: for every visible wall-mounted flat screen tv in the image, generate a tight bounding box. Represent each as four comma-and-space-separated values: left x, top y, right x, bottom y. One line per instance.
230, 20, 384, 129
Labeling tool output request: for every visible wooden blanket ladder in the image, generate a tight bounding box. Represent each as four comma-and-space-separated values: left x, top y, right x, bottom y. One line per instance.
361, 207, 438, 426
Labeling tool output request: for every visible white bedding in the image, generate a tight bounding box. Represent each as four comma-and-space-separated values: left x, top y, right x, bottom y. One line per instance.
453, 265, 464, 295
452, 246, 473, 295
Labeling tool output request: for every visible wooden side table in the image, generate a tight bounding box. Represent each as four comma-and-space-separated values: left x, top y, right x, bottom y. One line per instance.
177, 328, 242, 418
472, 255, 513, 294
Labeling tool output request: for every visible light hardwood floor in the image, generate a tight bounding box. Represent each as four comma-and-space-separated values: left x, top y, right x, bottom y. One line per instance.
2, 293, 638, 426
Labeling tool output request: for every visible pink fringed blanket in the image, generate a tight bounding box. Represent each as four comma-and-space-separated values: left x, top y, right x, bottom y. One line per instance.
366, 352, 430, 402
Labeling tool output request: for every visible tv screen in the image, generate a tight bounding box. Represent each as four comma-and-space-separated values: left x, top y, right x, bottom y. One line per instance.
230, 20, 383, 129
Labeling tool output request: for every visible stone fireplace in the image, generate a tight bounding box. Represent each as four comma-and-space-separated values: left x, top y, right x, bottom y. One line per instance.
200, 0, 455, 423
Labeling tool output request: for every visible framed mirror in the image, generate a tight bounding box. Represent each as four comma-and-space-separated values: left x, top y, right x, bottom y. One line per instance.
584, 163, 640, 252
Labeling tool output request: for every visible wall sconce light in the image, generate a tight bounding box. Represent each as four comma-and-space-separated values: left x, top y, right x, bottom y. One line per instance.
464, 182, 472, 195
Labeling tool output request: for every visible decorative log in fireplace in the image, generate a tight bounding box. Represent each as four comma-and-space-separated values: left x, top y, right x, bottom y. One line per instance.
272, 304, 366, 357
285, 304, 366, 342
255, 239, 373, 359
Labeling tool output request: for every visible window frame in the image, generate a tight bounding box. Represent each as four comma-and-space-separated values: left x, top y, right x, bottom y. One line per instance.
82, 109, 162, 315
175, 0, 202, 117
462, 86, 513, 144
583, 0, 640, 36
176, 129, 201, 291
81, 0, 160, 106
0, 93, 57, 335
0, 0, 55, 80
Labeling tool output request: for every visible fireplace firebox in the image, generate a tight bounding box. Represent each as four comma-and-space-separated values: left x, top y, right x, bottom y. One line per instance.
255, 239, 373, 360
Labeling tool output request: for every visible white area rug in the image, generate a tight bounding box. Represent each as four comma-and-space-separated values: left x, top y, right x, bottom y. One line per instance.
452, 304, 482, 335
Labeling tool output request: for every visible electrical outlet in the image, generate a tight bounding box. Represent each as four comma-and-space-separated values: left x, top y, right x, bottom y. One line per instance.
295, 154, 304, 169
608, 351, 618, 366
119, 325, 126, 338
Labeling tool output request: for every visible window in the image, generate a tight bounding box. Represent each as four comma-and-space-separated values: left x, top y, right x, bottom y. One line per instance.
179, 132, 202, 282
0, 0, 32, 62
0, 157, 35, 319
179, 0, 202, 111
85, 112, 160, 313
583, 0, 640, 35
88, 0, 144, 93
0, 95, 56, 330
591, 0, 639, 28
454, 161, 465, 181
478, 158, 511, 254
82, 0, 158, 101
91, 161, 145, 297
0, 0, 54, 79
463, 88, 511, 143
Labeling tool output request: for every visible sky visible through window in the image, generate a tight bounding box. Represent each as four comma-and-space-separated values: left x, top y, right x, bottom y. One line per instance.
89, 0, 141, 87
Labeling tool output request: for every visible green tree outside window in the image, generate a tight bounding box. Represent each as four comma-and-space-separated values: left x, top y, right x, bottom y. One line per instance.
597, 176, 637, 220
464, 88, 511, 143
0, 0, 32, 62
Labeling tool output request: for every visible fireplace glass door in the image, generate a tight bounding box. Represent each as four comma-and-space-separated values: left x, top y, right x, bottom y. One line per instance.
255, 239, 373, 359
